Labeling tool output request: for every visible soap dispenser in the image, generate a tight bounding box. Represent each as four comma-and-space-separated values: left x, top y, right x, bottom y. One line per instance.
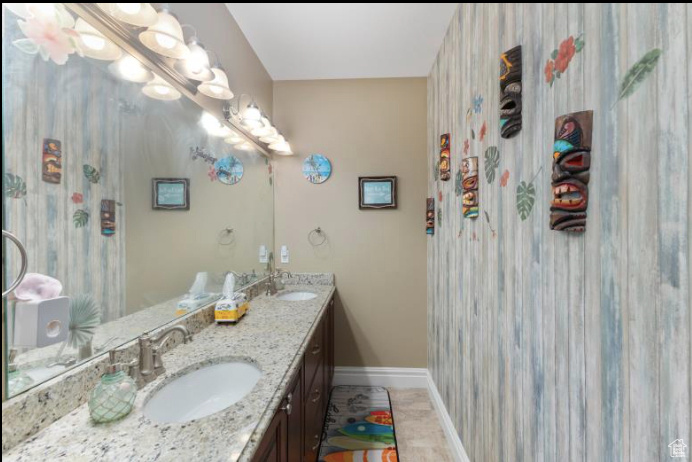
88, 350, 137, 424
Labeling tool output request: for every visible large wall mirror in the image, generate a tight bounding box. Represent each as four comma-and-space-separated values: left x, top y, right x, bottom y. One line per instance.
2, 4, 274, 399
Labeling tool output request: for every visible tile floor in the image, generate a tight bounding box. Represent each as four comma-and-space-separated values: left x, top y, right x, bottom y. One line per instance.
388, 388, 454, 461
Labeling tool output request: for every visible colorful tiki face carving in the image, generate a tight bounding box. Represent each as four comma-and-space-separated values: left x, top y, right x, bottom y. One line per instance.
42, 138, 62, 184
499, 46, 522, 139
461, 157, 479, 218
550, 110, 593, 232
100, 199, 116, 236
439, 134, 451, 181
426, 198, 435, 235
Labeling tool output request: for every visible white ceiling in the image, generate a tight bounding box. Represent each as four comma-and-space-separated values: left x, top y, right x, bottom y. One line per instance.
225, 3, 458, 80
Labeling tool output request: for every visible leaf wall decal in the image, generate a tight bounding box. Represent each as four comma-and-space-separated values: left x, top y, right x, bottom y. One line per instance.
4, 173, 27, 200
516, 181, 536, 221
83, 164, 100, 184
484, 146, 500, 184
73, 209, 89, 228
616, 48, 662, 104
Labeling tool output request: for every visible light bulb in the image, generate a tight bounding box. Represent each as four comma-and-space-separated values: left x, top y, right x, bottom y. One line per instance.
200, 112, 231, 137
109, 54, 153, 82
115, 3, 141, 15
154, 85, 170, 95
81, 34, 106, 51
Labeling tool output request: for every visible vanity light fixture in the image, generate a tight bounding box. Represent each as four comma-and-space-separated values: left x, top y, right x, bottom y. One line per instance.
198, 66, 234, 100
108, 54, 154, 83
240, 100, 262, 129
74, 18, 122, 61
259, 127, 280, 144
139, 7, 189, 59
234, 141, 254, 151
174, 32, 214, 81
200, 112, 232, 138
97, 3, 157, 27
142, 73, 181, 100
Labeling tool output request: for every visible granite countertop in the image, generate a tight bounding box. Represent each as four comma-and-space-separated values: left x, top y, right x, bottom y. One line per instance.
3, 284, 335, 462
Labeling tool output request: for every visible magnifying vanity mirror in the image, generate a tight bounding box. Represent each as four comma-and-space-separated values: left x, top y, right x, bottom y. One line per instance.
2, 4, 274, 399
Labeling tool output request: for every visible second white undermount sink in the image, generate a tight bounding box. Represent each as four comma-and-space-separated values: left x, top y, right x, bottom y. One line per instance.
276, 291, 317, 301
144, 361, 261, 423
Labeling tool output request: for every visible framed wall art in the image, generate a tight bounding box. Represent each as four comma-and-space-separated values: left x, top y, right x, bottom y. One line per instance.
152, 178, 190, 210
358, 176, 397, 209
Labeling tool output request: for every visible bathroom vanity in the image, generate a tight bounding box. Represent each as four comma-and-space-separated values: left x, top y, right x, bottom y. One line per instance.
253, 297, 335, 462
2, 279, 336, 462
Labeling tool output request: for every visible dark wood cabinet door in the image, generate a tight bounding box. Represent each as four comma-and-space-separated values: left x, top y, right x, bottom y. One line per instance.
253, 403, 288, 462
286, 368, 303, 462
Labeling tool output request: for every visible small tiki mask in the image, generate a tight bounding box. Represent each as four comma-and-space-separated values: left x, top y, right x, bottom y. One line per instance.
42, 138, 62, 184
100, 199, 116, 236
439, 134, 451, 181
499, 46, 522, 139
426, 198, 435, 235
462, 157, 479, 219
550, 110, 593, 232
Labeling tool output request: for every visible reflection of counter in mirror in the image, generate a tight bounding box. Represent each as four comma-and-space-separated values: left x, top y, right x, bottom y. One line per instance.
1, 9, 274, 400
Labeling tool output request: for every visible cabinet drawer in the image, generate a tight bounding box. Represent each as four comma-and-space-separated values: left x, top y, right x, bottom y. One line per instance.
303, 390, 325, 462
303, 316, 325, 399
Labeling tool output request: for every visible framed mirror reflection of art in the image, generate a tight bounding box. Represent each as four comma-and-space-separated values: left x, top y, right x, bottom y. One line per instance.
1, 3, 274, 400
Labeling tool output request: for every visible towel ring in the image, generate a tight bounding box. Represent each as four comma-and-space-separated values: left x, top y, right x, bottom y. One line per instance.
2, 230, 28, 299
308, 227, 327, 246
218, 227, 235, 246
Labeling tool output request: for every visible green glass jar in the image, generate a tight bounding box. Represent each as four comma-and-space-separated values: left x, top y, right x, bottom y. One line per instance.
88, 352, 137, 424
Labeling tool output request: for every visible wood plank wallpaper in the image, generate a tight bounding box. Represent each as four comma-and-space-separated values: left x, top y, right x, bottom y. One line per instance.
3, 20, 126, 322
427, 4, 691, 461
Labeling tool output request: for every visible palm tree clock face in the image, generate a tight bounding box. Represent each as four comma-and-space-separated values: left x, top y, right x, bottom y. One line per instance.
302, 154, 332, 184
214, 155, 244, 185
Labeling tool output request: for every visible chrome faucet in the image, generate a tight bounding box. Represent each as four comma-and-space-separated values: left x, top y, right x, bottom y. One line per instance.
136, 325, 192, 384
265, 269, 293, 295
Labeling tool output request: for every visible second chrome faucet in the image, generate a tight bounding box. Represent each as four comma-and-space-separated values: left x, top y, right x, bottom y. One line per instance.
132, 325, 193, 385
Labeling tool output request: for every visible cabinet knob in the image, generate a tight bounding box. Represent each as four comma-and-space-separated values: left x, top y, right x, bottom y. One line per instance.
280, 401, 292, 416
311, 388, 321, 403
311, 344, 321, 355
311, 434, 321, 451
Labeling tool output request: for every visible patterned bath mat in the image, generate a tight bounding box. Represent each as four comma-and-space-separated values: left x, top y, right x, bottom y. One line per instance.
318, 385, 399, 462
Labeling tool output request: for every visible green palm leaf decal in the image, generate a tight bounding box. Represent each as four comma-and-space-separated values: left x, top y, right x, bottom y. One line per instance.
83, 164, 100, 184
484, 146, 500, 184
616, 48, 662, 104
516, 181, 536, 221
4, 173, 27, 200
73, 209, 89, 228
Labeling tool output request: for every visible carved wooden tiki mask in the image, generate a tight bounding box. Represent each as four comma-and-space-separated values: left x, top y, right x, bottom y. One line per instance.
499, 45, 522, 139
426, 198, 435, 235
42, 138, 62, 184
101, 199, 116, 236
550, 110, 593, 232
439, 134, 451, 181
462, 157, 479, 219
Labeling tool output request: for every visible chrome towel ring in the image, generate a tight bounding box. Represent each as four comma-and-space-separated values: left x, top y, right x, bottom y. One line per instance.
2, 230, 28, 299
218, 227, 235, 246
308, 227, 327, 246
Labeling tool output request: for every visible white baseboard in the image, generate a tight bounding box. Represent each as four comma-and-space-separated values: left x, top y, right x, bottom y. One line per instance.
426, 373, 471, 462
331, 367, 469, 462
333, 366, 429, 388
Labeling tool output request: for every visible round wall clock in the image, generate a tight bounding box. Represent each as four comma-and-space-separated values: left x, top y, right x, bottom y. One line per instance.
214, 155, 244, 185
302, 154, 332, 184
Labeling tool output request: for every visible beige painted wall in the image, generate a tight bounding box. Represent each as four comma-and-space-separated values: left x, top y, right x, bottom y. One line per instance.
272, 78, 428, 368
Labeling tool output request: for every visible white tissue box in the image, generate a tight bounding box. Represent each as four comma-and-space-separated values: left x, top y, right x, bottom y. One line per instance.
13, 296, 70, 348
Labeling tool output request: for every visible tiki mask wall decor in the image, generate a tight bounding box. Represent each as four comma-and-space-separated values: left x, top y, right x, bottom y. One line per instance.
100, 199, 116, 236
499, 46, 522, 139
550, 110, 593, 232
42, 138, 62, 184
462, 157, 479, 219
439, 134, 451, 181
426, 198, 435, 235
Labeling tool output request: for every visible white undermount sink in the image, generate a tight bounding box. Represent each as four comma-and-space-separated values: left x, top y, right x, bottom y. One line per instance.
276, 291, 317, 301
144, 362, 261, 423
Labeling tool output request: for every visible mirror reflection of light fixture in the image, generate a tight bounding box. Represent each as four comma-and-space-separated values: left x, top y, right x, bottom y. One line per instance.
240, 100, 262, 129
269, 135, 293, 155
74, 18, 122, 61
174, 34, 214, 81
108, 54, 153, 82
259, 126, 280, 144
142, 73, 181, 100
234, 141, 254, 151
224, 131, 244, 145
250, 113, 273, 138
139, 8, 189, 59
200, 112, 231, 138
97, 3, 157, 27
